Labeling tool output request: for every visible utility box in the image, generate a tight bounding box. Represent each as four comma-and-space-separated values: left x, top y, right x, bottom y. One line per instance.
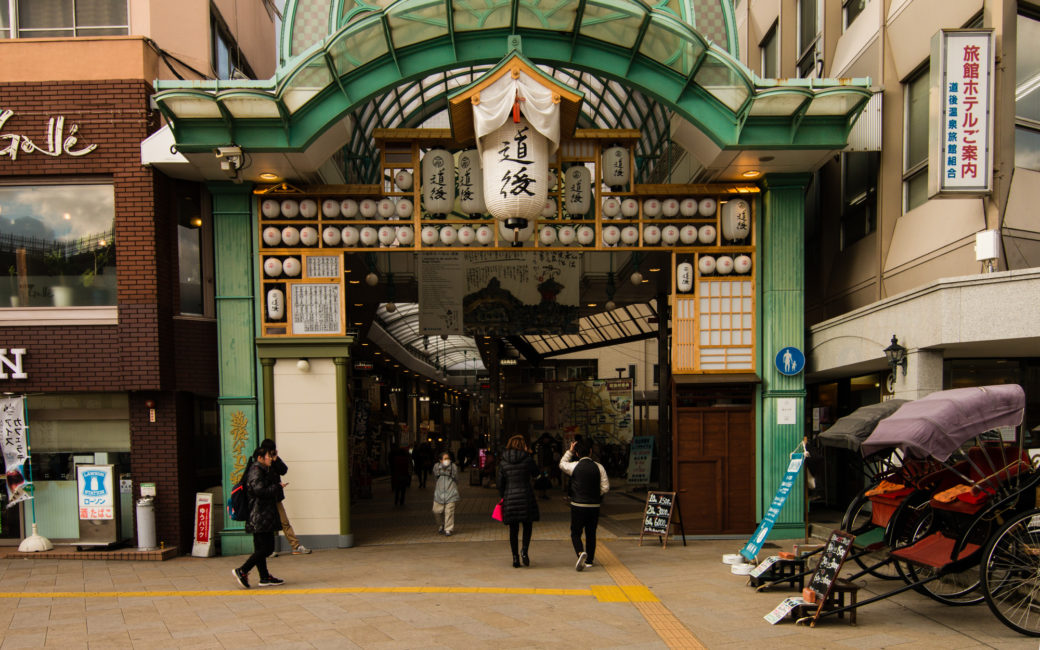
76, 464, 122, 546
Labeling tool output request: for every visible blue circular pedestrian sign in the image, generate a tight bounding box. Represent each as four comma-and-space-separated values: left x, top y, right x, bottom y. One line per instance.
775, 347, 805, 376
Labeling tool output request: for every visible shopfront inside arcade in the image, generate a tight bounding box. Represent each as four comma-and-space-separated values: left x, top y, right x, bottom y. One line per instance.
149, 0, 870, 553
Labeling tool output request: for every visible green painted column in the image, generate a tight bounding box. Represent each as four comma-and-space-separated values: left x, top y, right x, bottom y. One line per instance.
759, 173, 809, 538
210, 182, 260, 556
334, 357, 354, 547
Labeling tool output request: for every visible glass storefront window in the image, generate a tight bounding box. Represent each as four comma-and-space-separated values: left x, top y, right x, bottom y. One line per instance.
0, 183, 116, 308
177, 189, 205, 315
1016, 11, 1040, 170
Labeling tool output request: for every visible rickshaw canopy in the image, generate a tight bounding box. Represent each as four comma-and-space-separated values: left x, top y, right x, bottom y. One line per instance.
860, 385, 1025, 461
818, 399, 908, 452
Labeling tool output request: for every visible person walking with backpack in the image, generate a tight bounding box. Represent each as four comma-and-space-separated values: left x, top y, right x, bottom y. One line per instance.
432, 451, 460, 536
232, 445, 286, 588
559, 438, 609, 571
497, 435, 540, 568
257, 439, 311, 556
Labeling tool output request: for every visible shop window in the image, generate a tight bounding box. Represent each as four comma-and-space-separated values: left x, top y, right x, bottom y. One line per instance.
176, 186, 213, 316
7, 0, 128, 38
844, 0, 866, 30
0, 182, 116, 308
797, 0, 820, 78
904, 65, 930, 212
211, 13, 254, 80
761, 23, 778, 79
840, 151, 879, 249
1016, 10, 1040, 170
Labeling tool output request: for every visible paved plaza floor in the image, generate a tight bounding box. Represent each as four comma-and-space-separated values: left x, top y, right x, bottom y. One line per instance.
0, 477, 1035, 648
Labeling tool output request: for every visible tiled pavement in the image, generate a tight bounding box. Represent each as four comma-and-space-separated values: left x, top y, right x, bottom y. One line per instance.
0, 478, 1035, 648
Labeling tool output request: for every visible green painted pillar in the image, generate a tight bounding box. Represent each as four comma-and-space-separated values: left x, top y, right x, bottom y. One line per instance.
210, 182, 260, 556
759, 173, 809, 538
334, 357, 354, 547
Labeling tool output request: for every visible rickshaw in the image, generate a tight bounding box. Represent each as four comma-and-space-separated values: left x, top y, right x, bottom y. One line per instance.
805, 384, 1040, 636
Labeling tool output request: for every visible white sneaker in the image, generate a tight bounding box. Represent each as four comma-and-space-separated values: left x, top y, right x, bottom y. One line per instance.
293, 545, 312, 555
575, 551, 587, 571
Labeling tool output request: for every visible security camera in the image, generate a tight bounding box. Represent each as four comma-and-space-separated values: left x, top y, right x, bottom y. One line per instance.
215, 146, 242, 159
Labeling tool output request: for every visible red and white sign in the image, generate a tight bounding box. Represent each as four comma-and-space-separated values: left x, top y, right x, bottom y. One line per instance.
191, 492, 216, 557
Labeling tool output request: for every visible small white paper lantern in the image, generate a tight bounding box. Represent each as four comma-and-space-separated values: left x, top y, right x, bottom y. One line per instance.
541, 199, 557, 219
396, 226, 415, 246
679, 225, 698, 245
699, 197, 717, 217
359, 199, 377, 219
716, 256, 734, 275
621, 198, 639, 218
677, 262, 694, 293
261, 200, 281, 219
263, 257, 283, 277
661, 225, 680, 245
440, 225, 458, 245
395, 198, 413, 219
322, 199, 341, 218
322, 227, 341, 246
679, 198, 698, 217
281, 227, 300, 246
662, 198, 680, 218
601, 146, 630, 187
395, 169, 413, 191
377, 198, 395, 219
558, 225, 576, 245
359, 226, 378, 247
475, 225, 494, 245
564, 166, 592, 216
300, 226, 319, 246
266, 288, 284, 320
698, 224, 717, 244
698, 255, 716, 275
280, 200, 299, 218
457, 149, 486, 215
341, 226, 360, 246
282, 257, 302, 277
262, 227, 282, 247
299, 199, 318, 219
603, 225, 621, 246
340, 199, 359, 219
457, 226, 475, 245
482, 117, 547, 222
498, 217, 534, 244
422, 148, 455, 215
621, 226, 639, 245
601, 197, 621, 219
421, 226, 440, 246
576, 226, 595, 246
539, 226, 557, 246
643, 225, 661, 245
643, 198, 661, 218
721, 199, 751, 241
378, 226, 396, 246
734, 255, 752, 274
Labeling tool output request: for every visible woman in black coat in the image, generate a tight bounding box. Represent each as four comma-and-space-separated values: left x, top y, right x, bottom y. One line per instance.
497, 435, 540, 568
232, 445, 285, 588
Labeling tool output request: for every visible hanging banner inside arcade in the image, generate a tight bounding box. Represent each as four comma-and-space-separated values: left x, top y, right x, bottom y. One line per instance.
0, 396, 32, 508
543, 378, 634, 444
419, 250, 580, 336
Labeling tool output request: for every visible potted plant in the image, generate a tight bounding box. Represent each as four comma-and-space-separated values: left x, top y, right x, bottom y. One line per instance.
44, 249, 74, 307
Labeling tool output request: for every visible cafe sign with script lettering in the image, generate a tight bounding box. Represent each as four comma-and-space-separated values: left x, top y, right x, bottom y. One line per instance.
0, 109, 98, 161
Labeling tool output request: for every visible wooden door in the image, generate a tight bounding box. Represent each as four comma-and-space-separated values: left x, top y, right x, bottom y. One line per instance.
673, 400, 755, 534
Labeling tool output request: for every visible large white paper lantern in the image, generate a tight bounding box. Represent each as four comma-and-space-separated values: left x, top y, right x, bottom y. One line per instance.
421, 226, 440, 246
498, 217, 535, 244
396, 226, 415, 246
661, 225, 680, 245
322, 199, 341, 218
261, 200, 281, 219
263, 257, 283, 277
558, 225, 576, 245
282, 257, 302, 277
698, 224, 717, 244
679, 225, 698, 245
734, 255, 752, 274
395, 198, 413, 219
601, 146, 630, 187
475, 225, 494, 245
359, 199, 377, 219
359, 226, 378, 246
716, 256, 734, 275
440, 225, 458, 245
299, 226, 319, 246
576, 226, 595, 246
564, 165, 592, 216
677, 262, 694, 293
322, 227, 341, 246
281, 227, 300, 246
378, 226, 396, 246
679, 198, 698, 217
299, 199, 318, 219
458, 149, 486, 215
698, 255, 716, 275
377, 198, 395, 219
262, 227, 281, 247
541, 199, 557, 219
643, 198, 661, 218
422, 148, 455, 215
698, 197, 717, 217
266, 288, 284, 320
457, 226, 475, 245
280, 200, 299, 218
341, 226, 359, 246
643, 225, 661, 245
621, 198, 639, 218
602, 197, 621, 219
482, 117, 548, 222
721, 199, 751, 240
394, 169, 413, 191
662, 198, 680, 218
621, 226, 639, 245
602, 225, 621, 246
539, 226, 557, 246
340, 199, 359, 219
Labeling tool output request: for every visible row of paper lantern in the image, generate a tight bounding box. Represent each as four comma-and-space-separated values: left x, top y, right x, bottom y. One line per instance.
675, 256, 753, 291
262, 256, 302, 278
261, 198, 416, 221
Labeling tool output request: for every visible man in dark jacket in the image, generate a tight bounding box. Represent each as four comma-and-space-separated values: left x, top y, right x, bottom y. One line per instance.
232, 445, 286, 588
258, 439, 311, 555
559, 438, 609, 571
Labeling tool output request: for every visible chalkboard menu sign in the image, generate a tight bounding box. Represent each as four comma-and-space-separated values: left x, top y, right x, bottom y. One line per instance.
807, 529, 855, 602
640, 491, 685, 547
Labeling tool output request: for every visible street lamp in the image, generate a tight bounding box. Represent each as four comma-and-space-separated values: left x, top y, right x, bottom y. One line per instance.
883, 335, 907, 378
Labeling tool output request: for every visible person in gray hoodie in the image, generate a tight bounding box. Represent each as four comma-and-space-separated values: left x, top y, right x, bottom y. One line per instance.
432, 451, 461, 536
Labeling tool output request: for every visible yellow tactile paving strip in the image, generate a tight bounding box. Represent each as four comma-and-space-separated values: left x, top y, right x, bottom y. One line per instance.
598, 544, 706, 649
0, 586, 596, 599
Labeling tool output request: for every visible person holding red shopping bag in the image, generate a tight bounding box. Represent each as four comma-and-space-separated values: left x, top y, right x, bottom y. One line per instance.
496, 435, 540, 568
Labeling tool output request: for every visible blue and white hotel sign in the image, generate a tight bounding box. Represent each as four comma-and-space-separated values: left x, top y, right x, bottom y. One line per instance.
775, 347, 805, 376
77, 465, 114, 520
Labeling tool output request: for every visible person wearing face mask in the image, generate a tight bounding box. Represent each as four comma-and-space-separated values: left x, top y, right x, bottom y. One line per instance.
432, 451, 460, 536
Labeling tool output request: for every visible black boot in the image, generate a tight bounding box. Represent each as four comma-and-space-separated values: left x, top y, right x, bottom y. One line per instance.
512, 554, 521, 568
521, 550, 530, 567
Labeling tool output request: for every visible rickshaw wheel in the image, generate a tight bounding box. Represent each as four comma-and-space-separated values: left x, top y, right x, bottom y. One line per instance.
897, 513, 983, 605
842, 493, 901, 580
981, 509, 1040, 637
